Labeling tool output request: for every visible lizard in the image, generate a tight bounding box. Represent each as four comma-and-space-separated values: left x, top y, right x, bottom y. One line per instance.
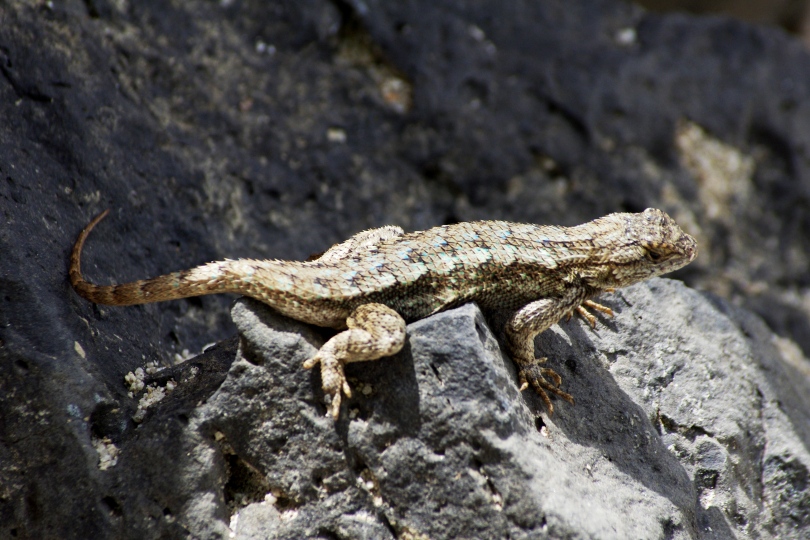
70, 208, 698, 419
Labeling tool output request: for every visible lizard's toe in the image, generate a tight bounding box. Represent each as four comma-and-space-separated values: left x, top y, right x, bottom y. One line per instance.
302, 355, 319, 369
327, 387, 342, 419
516, 358, 575, 415
304, 350, 353, 419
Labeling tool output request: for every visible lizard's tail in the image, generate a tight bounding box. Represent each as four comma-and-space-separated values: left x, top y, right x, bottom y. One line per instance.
69, 210, 247, 306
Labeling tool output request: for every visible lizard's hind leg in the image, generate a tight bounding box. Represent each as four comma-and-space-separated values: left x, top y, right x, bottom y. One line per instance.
303, 303, 406, 419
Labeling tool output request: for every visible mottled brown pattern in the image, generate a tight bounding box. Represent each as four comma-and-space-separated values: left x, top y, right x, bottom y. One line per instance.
70, 208, 697, 418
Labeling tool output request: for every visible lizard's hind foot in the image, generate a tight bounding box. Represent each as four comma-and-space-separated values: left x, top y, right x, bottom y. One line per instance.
303, 303, 406, 419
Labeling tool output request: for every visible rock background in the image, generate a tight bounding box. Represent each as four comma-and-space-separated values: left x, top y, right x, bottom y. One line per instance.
639, 0, 810, 41
2, 0, 810, 538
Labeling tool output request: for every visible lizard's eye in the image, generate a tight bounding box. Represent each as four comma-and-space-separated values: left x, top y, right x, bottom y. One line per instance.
645, 248, 664, 262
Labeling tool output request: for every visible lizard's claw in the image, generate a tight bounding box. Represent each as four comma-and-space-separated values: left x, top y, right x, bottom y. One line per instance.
515, 356, 574, 415
575, 300, 615, 328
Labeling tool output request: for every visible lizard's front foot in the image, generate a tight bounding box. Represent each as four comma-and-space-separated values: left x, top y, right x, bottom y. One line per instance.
514, 356, 575, 415
303, 303, 406, 419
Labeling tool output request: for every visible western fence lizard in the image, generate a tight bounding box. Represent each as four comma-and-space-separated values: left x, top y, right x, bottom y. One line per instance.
70, 208, 697, 418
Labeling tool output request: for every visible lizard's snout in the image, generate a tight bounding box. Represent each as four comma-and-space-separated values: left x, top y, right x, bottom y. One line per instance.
681, 233, 698, 262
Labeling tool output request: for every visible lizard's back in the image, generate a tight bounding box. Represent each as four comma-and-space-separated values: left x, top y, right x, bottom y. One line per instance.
72, 216, 567, 327
71, 210, 696, 328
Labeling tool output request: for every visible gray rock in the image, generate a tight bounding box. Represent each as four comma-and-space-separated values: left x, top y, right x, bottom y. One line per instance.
176, 279, 808, 539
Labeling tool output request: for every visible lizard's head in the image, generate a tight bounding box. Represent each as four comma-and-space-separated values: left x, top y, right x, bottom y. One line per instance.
589, 208, 698, 288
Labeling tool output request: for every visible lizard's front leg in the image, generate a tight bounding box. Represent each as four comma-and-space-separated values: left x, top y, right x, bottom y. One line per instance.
303, 303, 406, 418
503, 297, 580, 415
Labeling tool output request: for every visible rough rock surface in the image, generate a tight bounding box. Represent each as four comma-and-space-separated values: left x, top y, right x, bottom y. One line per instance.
29, 279, 809, 539
214, 280, 810, 539
3, 0, 810, 538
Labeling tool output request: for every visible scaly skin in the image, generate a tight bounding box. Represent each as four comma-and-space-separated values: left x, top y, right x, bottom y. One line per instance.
70, 208, 698, 418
